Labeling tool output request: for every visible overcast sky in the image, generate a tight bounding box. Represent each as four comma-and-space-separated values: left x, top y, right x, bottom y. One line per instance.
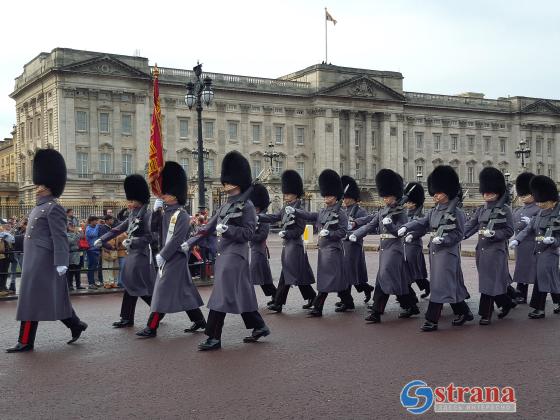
1, 0, 559, 137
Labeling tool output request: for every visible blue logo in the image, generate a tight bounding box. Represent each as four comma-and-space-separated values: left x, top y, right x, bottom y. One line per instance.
400, 380, 434, 415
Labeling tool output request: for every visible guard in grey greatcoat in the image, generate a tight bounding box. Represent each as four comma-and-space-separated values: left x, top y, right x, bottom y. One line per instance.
350, 169, 419, 323
288, 169, 352, 316
399, 165, 472, 332
338, 175, 374, 305
511, 172, 539, 304
135, 162, 205, 338
7, 149, 87, 353
185, 151, 270, 351
95, 174, 156, 328
403, 182, 430, 299
464, 167, 515, 325
510, 175, 560, 318
249, 183, 276, 302
261, 170, 317, 313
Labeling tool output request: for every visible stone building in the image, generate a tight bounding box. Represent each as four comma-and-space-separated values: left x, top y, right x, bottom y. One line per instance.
0, 128, 19, 205
10, 48, 560, 211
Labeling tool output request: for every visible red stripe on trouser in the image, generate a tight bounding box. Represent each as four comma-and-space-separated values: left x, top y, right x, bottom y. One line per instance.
21, 321, 31, 345
149, 313, 160, 329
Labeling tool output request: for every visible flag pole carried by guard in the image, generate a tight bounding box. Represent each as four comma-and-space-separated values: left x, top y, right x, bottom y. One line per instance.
325, 7, 337, 63
148, 64, 164, 196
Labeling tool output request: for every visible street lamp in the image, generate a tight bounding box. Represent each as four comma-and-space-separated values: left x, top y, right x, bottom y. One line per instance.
263, 143, 280, 168
185, 62, 214, 211
515, 139, 531, 172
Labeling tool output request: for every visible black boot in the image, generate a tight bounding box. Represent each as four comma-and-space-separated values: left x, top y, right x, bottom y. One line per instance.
528, 310, 545, 319
266, 299, 275, 306
112, 319, 134, 328
243, 326, 271, 343
6, 343, 34, 353
363, 286, 373, 303
68, 321, 88, 344
136, 327, 157, 338
184, 320, 207, 333
302, 298, 315, 310
452, 312, 474, 326
398, 305, 420, 319
198, 338, 221, 351
335, 302, 355, 313
498, 302, 514, 319
307, 308, 322, 317
479, 317, 491, 325
420, 321, 438, 332
335, 301, 343, 307
420, 283, 430, 299
365, 312, 381, 323
267, 303, 283, 313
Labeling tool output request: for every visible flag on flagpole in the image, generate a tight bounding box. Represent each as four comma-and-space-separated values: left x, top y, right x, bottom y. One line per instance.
325, 8, 337, 25
147, 65, 164, 196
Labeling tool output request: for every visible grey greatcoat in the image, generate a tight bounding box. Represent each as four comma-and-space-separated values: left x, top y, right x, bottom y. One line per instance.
354, 205, 410, 296
405, 209, 428, 281
16, 195, 73, 321
189, 195, 259, 314
258, 199, 315, 286
515, 207, 560, 293
99, 206, 156, 297
464, 202, 514, 296
250, 220, 274, 285
343, 203, 369, 286
404, 203, 469, 304
295, 204, 348, 293
512, 203, 540, 285
151, 205, 203, 313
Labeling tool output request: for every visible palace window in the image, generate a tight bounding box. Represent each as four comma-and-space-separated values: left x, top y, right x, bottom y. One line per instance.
433, 133, 441, 151
273, 157, 284, 174
274, 125, 284, 145
204, 121, 214, 138
205, 158, 215, 177
99, 113, 110, 134
179, 119, 189, 139
467, 135, 475, 153
77, 152, 89, 176
355, 130, 360, 148
252, 159, 262, 179
483, 136, 491, 153
228, 121, 238, 140
296, 161, 305, 179
467, 166, 475, 183
451, 135, 458, 152
415, 132, 423, 150
547, 139, 553, 156
121, 113, 133, 135
296, 127, 305, 145
499, 138, 507, 154
252, 124, 261, 144
122, 153, 133, 175
76, 111, 88, 132
180, 158, 189, 175
536, 137, 543, 155
99, 153, 112, 174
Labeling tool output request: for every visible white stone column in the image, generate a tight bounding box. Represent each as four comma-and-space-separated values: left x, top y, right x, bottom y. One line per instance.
331, 109, 341, 173
365, 112, 373, 180
348, 111, 356, 177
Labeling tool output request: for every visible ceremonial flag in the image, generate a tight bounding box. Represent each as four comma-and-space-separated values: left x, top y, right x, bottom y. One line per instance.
325, 8, 337, 25
148, 64, 164, 196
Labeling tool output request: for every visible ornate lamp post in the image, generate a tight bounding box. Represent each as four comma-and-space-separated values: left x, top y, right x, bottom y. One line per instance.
185, 62, 214, 211
263, 142, 280, 172
515, 139, 531, 172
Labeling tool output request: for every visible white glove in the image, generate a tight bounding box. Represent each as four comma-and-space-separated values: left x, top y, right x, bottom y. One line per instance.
432, 236, 444, 245
382, 217, 392, 225
56, 266, 68, 276
216, 224, 228, 234
347, 222, 353, 231
405, 234, 413, 243
180, 241, 190, 253
397, 227, 407, 237
278, 231, 286, 238
319, 229, 329, 237
122, 239, 132, 249
508, 239, 519, 249
543, 237, 555, 245
521, 216, 531, 225
153, 198, 164, 211
349, 234, 357, 242
155, 254, 165, 267
483, 229, 495, 238
93, 239, 103, 249
285, 206, 295, 215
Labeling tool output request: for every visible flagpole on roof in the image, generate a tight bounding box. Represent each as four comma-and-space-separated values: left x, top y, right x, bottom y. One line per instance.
325, 7, 328, 63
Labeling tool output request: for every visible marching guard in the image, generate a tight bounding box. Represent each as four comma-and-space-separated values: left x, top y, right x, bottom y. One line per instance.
286, 169, 353, 316
249, 183, 277, 302
95, 174, 156, 328
399, 165, 472, 331
136, 162, 206, 338
464, 167, 515, 325
510, 175, 560, 318
185, 151, 270, 351
339, 175, 374, 304
7, 149, 87, 353
350, 169, 419, 323
511, 172, 539, 304
260, 170, 317, 313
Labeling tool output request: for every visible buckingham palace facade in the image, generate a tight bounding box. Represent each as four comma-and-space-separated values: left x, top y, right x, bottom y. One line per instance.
10, 48, 560, 211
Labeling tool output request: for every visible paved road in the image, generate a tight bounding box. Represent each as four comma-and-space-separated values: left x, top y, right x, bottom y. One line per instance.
1, 247, 559, 419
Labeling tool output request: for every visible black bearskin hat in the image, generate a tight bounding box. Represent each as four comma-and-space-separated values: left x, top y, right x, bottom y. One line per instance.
341, 175, 360, 201
250, 183, 270, 212
124, 174, 150, 204
405, 182, 425, 207
530, 175, 559, 203
319, 169, 343, 199
515, 172, 535, 197
479, 167, 506, 196
375, 169, 403, 199
427, 165, 460, 199
220, 151, 252, 192
161, 161, 187, 205
281, 169, 304, 198
32, 148, 67, 198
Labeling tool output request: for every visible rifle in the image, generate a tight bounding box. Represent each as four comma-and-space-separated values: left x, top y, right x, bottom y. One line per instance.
387, 183, 417, 217
217, 169, 265, 228
486, 190, 510, 231
544, 202, 560, 238
434, 194, 463, 238
126, 204, 148, 239
319, 184, 349, 231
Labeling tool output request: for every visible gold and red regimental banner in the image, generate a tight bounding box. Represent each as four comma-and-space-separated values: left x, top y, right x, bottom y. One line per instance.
148, 65, 164, 196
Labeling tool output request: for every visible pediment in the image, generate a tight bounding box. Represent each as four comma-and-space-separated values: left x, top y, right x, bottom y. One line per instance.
60, 55, 150, 80
520, 99, 560, 115
317, 76, 405, 102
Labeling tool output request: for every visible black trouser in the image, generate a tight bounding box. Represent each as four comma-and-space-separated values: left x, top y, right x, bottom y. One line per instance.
371, 284, 416, 315
313, 289, 353, 312
338, 287, 355, 305
478, 293, 512, 318
204, 309, 265, 340
67, 264, 81, 288
260, 283, 277, 297
529, 281, 560, 311
274, 276, 316, 305
415, 278, 430, 292
18, 309, 82, 346
516, 283, 529, 301
506, 285, 518, 301
354, 283, 374, 294
147, 308, 204, 330
425, 300, 470, 323
120, 291, 152, 322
